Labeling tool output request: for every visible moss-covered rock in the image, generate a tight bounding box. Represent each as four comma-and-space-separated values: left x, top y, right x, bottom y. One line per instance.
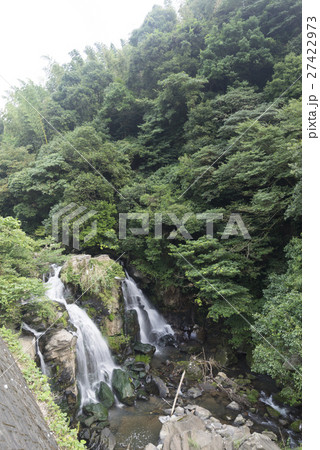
175, 360, 203, 382
97, 382, 115, 409
266, 406, 281, 419
134, 342, 156, 356
290, 420, 302, 432
111, 369, 135, 405
83, 403, 109, 426
246, 389, 260, 404
60, 255, 124, 338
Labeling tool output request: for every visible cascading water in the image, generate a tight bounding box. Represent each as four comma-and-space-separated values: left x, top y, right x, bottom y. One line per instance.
22, 322, 49, 376
121, 271, 174, 348
259, 391, 292, 419
45, 265, 117, 407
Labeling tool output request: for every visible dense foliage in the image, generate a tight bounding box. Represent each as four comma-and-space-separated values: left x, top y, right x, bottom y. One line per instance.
0, 0, 301, 405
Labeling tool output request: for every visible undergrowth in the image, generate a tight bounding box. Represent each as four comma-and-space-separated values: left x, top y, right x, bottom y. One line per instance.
0, 327, 86, 450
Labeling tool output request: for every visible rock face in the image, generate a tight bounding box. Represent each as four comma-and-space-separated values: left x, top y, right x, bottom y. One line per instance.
60, 254, 124, 340
124, 309, 140, 341
145, 405, 281, 450
42, 329, 77, 410
111, 369, 135, 405
18, 334, 36, 360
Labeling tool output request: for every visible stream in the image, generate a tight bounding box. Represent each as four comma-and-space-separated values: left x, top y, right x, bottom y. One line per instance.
23, 265, 301, 449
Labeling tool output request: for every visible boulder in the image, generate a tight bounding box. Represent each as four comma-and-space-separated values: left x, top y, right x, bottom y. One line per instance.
99, 427, 116, 450
97, 381, 115, 409
239, 432, 281, 450
175, 406, 185, 416
289, 420, 302, 432
234, 414, 246, 426
134, 342, 156, 356
137, 389, 149, 401
111, 369, 135, 405
158, 334, 176, 347
193, 405, 212, 420
226, 401, 241, 411
262, 431, 278, 441
266, 406, 281, 419
187, 387, 202, 399
145, 445, 158, 450
151, 375, 169, 398
176, 360, 202, 382
160, 414, 206, 443
83, 403, 109, 424
169, 430, 223, 450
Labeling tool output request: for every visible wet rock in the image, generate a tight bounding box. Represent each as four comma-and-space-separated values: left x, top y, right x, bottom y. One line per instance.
175, 360, 202, 382
266, 406, 281, 419
124, 310, 140, 341
100, 427, 116, 450
279, 418, 288, 426
289, 420, 302, 432
83, 403, 109, 424
133, 361, 150, 373
97, 381, 115, 409
158, 334, 176, 347
134, 342, 156, 356
151, 375, 169, 398
187, 386, 202, 399
191, 324, 206, 344
137, 389, 149, 401
111, 369, 135, 405
234, 414, 246, 426
226, 401, 241, 411
214, 344, 236, 367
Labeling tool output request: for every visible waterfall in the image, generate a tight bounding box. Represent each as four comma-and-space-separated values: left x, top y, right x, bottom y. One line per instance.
259, 391, 292, 419
22, 322, 49, 376
122, 272, 174, 348
45, 265, 117, 407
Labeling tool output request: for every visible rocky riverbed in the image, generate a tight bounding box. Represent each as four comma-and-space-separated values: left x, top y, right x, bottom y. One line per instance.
145, 403, 281, 450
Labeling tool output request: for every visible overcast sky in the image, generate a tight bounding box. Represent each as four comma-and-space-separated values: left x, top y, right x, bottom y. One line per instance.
0, 0, 183, 109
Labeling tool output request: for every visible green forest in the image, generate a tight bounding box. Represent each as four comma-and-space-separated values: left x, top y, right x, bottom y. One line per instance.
0, 0, 301, 411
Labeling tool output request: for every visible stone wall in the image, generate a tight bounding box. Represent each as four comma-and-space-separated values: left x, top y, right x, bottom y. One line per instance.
0, 336, 58, 450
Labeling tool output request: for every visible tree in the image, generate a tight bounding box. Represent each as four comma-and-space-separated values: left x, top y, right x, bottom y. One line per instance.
252, 238, 302, 405
200, 16, 275, 91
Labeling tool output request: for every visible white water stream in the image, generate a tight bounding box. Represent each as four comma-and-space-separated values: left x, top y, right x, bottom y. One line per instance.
122, 272, 174, 347
22, 322, 49, 376
45, 265, 117, 407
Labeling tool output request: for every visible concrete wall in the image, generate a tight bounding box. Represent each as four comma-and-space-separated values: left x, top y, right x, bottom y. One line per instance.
0, 336, 58, 450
